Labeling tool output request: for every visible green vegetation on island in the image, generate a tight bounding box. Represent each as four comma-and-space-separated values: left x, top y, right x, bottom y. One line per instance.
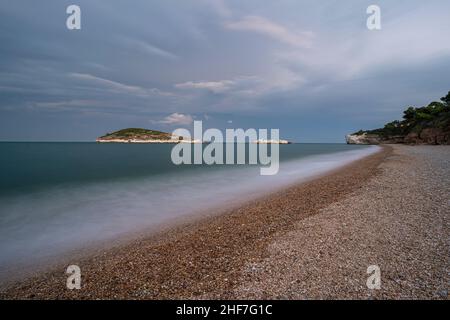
98, 128, 176, 142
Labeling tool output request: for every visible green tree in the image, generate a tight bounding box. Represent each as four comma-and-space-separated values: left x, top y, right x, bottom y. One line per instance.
403, 107, 416, 120
441, 91, 450, 105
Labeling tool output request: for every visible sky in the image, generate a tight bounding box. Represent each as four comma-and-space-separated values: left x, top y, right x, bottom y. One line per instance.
0, 0, 449, 142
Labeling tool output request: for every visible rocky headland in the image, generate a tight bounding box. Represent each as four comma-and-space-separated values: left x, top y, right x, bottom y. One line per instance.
346, 91, 450, 145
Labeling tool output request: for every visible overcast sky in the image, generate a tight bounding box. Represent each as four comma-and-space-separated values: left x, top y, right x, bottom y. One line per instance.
1, 0, 449, 142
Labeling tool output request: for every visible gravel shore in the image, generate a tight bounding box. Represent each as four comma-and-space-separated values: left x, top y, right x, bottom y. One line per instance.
1, 145, 448, 299
235, 145, 449, 299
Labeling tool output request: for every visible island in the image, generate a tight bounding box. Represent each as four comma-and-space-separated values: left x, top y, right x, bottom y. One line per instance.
346, 91, 450, 145
97, 128, 291, 144
96, 128, 199, 143
252, 139, 291, 144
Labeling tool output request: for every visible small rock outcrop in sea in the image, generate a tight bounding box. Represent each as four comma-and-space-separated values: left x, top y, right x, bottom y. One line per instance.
252, 139, 291, 144
346, 91, 450, 145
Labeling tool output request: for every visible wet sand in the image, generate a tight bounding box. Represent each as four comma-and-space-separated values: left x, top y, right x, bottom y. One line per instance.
1, 145, 448, 299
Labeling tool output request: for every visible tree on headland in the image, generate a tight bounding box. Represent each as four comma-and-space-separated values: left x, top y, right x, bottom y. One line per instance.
441, 91, 450, 105
353, 90, 450, 137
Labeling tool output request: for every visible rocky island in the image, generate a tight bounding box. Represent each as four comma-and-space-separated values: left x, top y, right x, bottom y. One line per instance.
346, 91, 450, 145
96, 128, 190, 143
97, 128, 291, 144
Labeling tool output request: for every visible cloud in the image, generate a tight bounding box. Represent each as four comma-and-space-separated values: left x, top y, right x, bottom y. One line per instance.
69, 73, 147, 94
2, 1, 450, 142
35, 100, 100, 109
175, 76, 268, 95
226, 15, 313, 48
68, 73, 173, 97
157, 113, 194, 125
175, 73, 302, 103
272, 5, 450, 85
175, 80, 235, 93
125, 39, 179, 60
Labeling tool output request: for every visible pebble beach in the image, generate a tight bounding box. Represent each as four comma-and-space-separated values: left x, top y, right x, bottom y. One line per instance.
1, 145, 448, 299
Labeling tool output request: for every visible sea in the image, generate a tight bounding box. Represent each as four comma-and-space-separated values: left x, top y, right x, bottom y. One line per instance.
0, 142, 379, 281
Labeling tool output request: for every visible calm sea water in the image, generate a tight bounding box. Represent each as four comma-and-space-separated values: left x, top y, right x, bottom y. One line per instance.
0, 142, 378, 278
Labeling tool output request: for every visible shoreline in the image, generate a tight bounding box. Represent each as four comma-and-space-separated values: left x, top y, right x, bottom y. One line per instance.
0, 145, 380, 286
0, 146, 390, 298
235, 145, 449, 299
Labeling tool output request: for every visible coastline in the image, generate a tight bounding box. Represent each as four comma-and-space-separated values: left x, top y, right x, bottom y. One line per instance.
235, 145, 449, 299
1, 145, 448, 299
0, 145, 389, 298
0, 145, 379, 284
